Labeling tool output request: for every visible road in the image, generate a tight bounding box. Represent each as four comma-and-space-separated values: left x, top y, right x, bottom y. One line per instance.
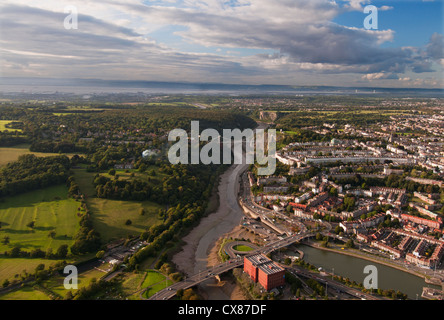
287, 267, 382, 300
150, 232, 315, 300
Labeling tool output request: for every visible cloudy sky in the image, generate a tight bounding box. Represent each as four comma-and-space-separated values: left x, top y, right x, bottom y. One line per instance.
0, 0, 443, 88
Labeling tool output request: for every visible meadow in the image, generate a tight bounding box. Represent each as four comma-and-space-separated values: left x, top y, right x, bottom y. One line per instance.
0, 144, 81, 167
88, 198, 164, 243
0, 285, 50, 300
43, 267, 107, 298
0, 120, 22, 132
0, 257, 65, 284
141, 269, 172, 299
0, 265, 107, 300
0, 185, 80, 253
73, 168, 165, 243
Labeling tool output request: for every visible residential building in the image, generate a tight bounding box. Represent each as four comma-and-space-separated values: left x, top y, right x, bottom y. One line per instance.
244, 254, 285, 291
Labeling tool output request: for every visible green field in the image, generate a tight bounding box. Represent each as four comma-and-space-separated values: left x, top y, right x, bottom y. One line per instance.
72, 168, 96, 197
0, 120, 22, 132
0, 266, 107, 300
88, 198, 163, 242
141, 270, 167, 288
0, 285, 50, 300
0, 144, 82, 167
141, 270, 172, 299
73, 168, 164, 243
233, 245, 253, 252
0, 185, 80, 253
101, 166, 169, 186
43, 267, 107, 298
0, 257, 65, 284
117, 271, 146, 299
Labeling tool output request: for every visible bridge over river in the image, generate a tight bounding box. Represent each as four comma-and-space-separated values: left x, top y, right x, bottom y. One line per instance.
149, 232, 315, 300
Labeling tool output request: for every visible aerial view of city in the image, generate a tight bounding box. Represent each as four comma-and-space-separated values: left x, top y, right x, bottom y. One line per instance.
0, 0, 443, 316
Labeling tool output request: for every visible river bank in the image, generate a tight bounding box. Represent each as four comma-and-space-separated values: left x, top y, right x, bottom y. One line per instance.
171, 162, 249, 299
296, 240, 443, 299
300, 239, 433, 281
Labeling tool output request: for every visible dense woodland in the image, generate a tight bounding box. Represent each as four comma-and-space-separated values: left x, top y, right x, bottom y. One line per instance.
0, 154, 71, 197
0, 105, 256, 152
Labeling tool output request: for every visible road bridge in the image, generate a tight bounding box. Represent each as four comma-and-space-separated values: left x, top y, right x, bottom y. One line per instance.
149, 232, 315, 300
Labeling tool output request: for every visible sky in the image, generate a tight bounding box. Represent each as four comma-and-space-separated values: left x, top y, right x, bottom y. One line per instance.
0, 0, 443, 88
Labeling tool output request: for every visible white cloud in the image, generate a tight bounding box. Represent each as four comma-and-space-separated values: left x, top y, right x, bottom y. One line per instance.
0, 0, 442, 87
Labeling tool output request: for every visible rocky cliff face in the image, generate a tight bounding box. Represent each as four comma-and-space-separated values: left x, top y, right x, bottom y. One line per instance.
259, 111, 279, 122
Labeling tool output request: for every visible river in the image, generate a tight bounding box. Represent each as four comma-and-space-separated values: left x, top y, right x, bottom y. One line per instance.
295, 244, 441, 299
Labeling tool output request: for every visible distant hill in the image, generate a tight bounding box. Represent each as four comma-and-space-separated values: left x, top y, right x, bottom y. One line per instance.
1, 77, 443, 97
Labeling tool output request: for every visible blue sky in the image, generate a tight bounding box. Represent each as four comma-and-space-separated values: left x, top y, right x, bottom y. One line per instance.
0, 0, 443, 88
333, 0, 443, 48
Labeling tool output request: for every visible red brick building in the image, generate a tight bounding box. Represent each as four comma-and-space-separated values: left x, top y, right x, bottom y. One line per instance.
401, 214, 442, 229
244, 254, 285, 291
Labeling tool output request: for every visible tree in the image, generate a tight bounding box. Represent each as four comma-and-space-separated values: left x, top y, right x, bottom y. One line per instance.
346, 239, 355, 248
2, 279, 10, 288
26, 221, 35, 229
334, 225, 343, 234
64, 291, 74, 300
108, 168, 116, 176
2, 235, 10, 245
10, 246, 21, 257
125, 219, 132, 226
176, 288, 184, 299
35, 264, 45, 272
96, 250, 105, 259
48, 231, 56, 239
56, 244, 69, 258
139, 163, 147, 173
45, 247, 53, 259
329, 187, 338, 197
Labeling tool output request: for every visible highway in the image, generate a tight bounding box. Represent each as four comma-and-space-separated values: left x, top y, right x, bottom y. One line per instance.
287, 267, 382, 300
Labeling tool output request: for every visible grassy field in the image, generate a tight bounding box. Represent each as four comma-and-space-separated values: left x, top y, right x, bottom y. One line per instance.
43, 267, 107, 298
73, 168, 164, 243
0, 257, 65, 284
0, 120, 22, 132
0, 185, 81, 253
141, 270, 167, 288
233, 244, 254, 252
141, 270, 172, 299
0, 266, 107, 300
0, 144, 82, 167
72, 168, 96, 197
101, 166, 169, 186
117, 271, 146, 299
88, 198, 163, 242
0, 285, 51, 300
